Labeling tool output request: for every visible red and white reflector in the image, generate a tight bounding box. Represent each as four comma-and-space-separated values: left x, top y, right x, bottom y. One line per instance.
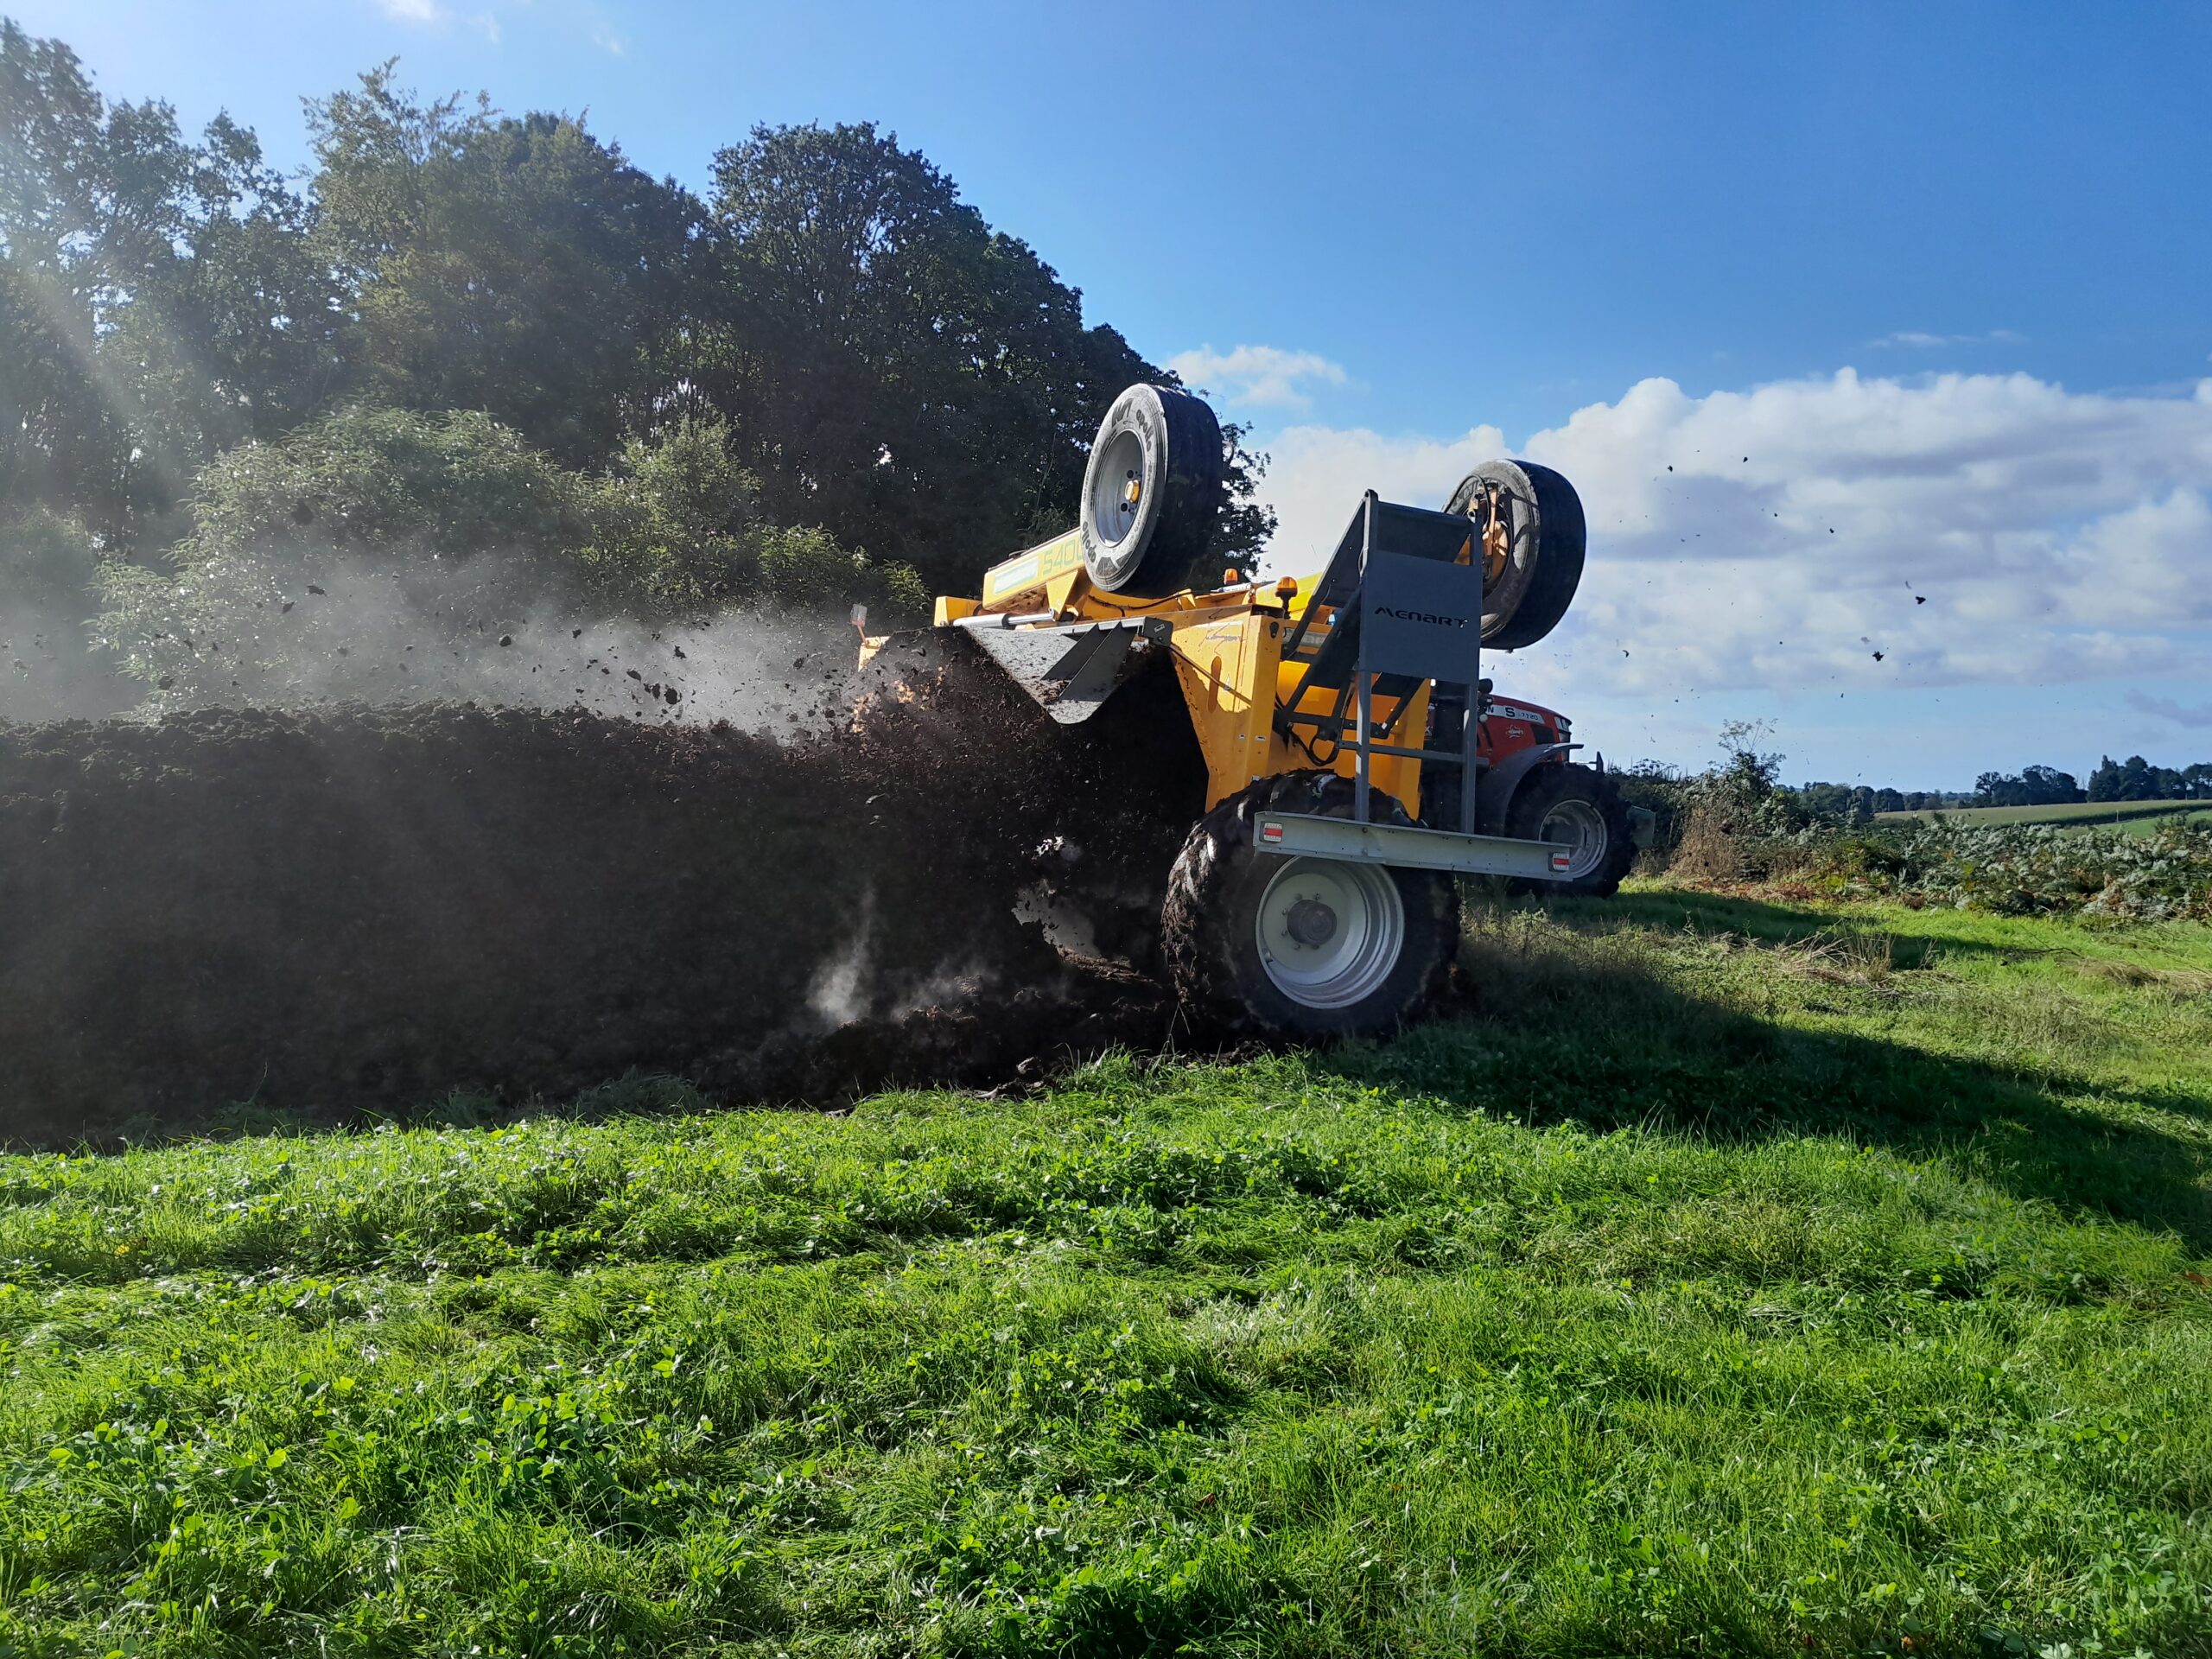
1549, 849, 1573, 871
1260, 821, 1285, 844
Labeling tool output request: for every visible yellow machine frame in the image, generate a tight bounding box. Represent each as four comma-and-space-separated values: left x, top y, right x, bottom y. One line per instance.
912, 529, 1431, 817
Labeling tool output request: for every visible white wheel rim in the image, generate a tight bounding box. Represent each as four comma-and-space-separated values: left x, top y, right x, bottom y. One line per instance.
1255, 856, 1405, 1009
1537, 798, 1607, 880
1087, 429, 1148, 569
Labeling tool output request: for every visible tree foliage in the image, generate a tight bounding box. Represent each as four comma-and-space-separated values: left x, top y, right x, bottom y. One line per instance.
2087, 753, 2212, 803
1974, 764, 2084, 808
700, 121, 1270, 588
93, 406, 923, 706
308, 70, 704, 467
3, 25, 1272, 613
0, 22, 343, 539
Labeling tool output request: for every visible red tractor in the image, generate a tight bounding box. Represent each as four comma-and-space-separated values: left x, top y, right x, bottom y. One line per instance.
1421, 679, 1649, 896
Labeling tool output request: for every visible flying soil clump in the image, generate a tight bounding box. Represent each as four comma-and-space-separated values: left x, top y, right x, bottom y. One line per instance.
0, 646, 1204, 1146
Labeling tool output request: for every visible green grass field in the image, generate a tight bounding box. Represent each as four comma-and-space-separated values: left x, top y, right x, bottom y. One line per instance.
3, 887, 2209, 1656
2112, 808, 2212, 838
1876, 798, 2209, 831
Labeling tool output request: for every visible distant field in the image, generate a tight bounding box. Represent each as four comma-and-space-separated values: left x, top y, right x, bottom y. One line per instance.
2110, 806, 2212, 837
1877, 798, 2209, 830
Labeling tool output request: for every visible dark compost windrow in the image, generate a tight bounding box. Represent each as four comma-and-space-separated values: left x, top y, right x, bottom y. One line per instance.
0, 645, 1204, 1144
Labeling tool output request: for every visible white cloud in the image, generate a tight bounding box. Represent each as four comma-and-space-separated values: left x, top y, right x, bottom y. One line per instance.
1260, 422, 1506, 566
1868, 328, 2025, 349
592, 29, 626, 54
373, 0, 503, 39
1168, 344, 1347, 410
1250, 369, 2212, 734
2126, 690, 2212, 728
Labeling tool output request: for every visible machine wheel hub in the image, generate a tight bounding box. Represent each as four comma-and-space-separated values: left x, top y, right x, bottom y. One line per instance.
1255, 857, 1405, 1009
1284, 897, 1338, 948
1536, 797, 1608, 880
1086, 429, 1148, 573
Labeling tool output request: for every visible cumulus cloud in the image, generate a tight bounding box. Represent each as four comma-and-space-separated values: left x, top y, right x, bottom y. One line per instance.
1168, 345, 1348, 410
1260, 422, 1506, 566
1251, 369, 2212, 730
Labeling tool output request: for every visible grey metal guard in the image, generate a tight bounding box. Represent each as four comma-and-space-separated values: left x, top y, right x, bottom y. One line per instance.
1276, 492, 1487, 832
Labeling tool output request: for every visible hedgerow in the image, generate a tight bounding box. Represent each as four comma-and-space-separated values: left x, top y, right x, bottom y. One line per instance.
1764, 820, 2212, 918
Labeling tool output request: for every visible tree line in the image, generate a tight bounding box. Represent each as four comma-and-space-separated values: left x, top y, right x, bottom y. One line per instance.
0, 22, 1272, 710
1791, 757, 2212, 820
1614, 724, 2212, 850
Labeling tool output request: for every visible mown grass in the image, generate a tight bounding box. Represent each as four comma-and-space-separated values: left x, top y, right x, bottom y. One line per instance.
1875, 798, 2207, 830
2, 887, 2209, 1656
2107, 809, 2212, 839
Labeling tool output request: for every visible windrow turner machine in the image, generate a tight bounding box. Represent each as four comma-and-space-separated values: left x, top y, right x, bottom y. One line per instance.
860, 383, 1644, 1039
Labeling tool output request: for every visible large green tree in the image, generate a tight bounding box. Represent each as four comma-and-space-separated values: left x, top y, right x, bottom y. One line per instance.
0, 22, 340, 542
308, 69, 703, 467
6, 24, 1277, 687
702, 121, 1271, 589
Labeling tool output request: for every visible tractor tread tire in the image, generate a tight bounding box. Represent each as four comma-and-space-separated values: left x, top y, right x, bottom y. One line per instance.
1446, 459, 1586, 650
1162, 771, 1459, 1039
1080, 384, 1224, 596
1507, 762, 1637, 898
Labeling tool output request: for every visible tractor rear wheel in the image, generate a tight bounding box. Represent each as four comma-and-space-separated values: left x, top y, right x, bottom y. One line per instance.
1162, 772, 1460, 1038
1507, 762, 1636, 897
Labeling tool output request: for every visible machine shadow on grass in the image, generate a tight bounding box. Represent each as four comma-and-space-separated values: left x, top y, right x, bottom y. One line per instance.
1318, 893, 2212, 1255
52, 876, 2211, 1268
1550, 882, 2055, 964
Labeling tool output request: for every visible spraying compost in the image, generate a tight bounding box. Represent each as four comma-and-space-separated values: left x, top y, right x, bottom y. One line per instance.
0, 384, 1624, 1144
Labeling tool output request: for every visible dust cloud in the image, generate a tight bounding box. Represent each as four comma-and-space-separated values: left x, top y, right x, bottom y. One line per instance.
52, 549, 864, 737
0, 607, 136, 724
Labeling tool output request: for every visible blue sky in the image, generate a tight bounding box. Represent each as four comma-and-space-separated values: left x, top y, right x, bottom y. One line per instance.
21, 1, 2212, 786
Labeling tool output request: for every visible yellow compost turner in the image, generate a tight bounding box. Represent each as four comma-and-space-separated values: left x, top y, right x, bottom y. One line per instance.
862, 383, 1592, 1038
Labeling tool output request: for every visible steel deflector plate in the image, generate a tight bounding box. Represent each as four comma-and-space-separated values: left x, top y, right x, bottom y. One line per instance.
963, 619, 1164, 724
1252, 812, 1573, 880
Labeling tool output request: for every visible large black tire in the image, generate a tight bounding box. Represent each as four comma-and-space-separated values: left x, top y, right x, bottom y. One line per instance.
1444, 460, 1586, 650
1506, 762, 1636, 897
1162, 771, 1460, 1039
1079, 384, 1224, 596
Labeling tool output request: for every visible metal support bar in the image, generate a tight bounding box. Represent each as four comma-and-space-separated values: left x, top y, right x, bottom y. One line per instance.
1461, 681, 1479, 838
1353, 741, 1476, 762
1351, 498, 1370, 821
1254, 812, 1573, 880
951, 609, 1057, 630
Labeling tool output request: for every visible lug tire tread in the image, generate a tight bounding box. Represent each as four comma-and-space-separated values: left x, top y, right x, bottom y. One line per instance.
1445, 459, 1586, 650
1162, 771, 1459, 1038
1080, 384, 1224, 595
